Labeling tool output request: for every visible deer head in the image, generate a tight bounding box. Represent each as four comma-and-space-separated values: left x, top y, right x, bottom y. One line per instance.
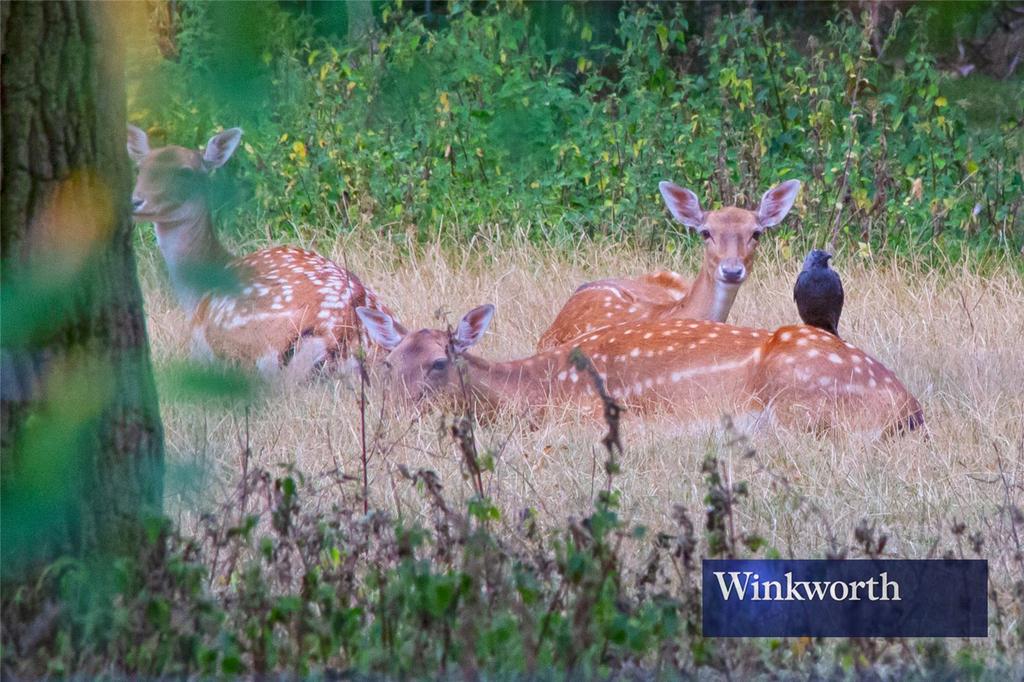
658, 179, 801, 286
126, 125, 242, 225
356, 305, 495, 404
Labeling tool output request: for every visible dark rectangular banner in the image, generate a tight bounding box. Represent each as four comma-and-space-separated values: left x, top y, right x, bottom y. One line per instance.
703, 559, 987, 637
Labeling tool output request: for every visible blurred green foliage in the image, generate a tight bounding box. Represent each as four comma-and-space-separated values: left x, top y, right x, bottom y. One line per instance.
156, 361, 257, 404
1, 358, 112, 575
128, 1, 1022, 259
1, 251, 250, 576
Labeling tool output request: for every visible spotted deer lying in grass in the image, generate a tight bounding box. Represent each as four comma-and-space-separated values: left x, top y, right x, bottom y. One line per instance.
357, 304, 923, 436
537, 180, 801, 350
127, 125, 391, 379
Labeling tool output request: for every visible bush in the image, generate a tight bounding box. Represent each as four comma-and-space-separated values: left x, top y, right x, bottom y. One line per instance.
5, 413, 1021, 678
128, 1, 1022, 259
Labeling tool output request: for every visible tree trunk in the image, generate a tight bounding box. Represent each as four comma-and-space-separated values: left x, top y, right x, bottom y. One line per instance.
1, 1, 164, 577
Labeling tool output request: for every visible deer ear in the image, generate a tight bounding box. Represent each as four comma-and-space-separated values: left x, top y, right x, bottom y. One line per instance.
356, 307, 406, 351
202, 128, 243, 170
126, 125, 150, 165
658, 181, 704, 228
454, 304, 494, 354
757, 179, 801, 227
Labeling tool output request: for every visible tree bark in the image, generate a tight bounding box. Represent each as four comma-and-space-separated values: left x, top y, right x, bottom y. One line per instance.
1, 1, 163, 576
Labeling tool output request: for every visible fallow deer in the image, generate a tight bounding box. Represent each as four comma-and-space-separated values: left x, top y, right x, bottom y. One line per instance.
536, 180, 801, 349
127, 125, 391, 379
357, 305, 923, 436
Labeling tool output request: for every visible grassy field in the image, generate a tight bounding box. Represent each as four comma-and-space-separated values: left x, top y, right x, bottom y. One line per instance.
140, 229, 1024, 611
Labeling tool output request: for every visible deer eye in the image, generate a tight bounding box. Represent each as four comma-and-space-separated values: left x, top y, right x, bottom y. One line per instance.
428, 358, 448, 373
751, 230, 763, 240
158, 167, 194, 183
699, 229, 712, 240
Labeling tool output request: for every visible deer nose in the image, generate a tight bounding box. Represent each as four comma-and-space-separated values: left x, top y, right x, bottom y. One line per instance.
131, 197, 145, 212
718, 262, 746, 283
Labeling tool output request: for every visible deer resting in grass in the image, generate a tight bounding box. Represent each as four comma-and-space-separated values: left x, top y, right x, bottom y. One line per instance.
537, 180, 802, 350
127, 125, 391, 379
357, 304, 923, 437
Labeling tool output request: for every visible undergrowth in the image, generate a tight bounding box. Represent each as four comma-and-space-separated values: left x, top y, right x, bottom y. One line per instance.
3, 380, 1022, 678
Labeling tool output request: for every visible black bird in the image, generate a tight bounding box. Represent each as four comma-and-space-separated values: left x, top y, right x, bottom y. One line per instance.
794, 250, 844, 337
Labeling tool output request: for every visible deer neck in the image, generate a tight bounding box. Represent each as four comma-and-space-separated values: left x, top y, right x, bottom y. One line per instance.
671, 266, 740, 323
154, 204, 233, 314
460, 352, 567, 410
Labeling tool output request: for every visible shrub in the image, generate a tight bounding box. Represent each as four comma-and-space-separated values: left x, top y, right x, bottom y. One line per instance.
128, 1, 1023, 259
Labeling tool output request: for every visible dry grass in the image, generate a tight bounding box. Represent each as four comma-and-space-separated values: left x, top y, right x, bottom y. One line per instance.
138, 230, 1024, 600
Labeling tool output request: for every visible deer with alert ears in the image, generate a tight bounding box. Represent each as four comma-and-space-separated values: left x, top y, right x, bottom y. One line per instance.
537, 180, 801, 350
358, 304, 923, 437
127, 125, 392, 379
